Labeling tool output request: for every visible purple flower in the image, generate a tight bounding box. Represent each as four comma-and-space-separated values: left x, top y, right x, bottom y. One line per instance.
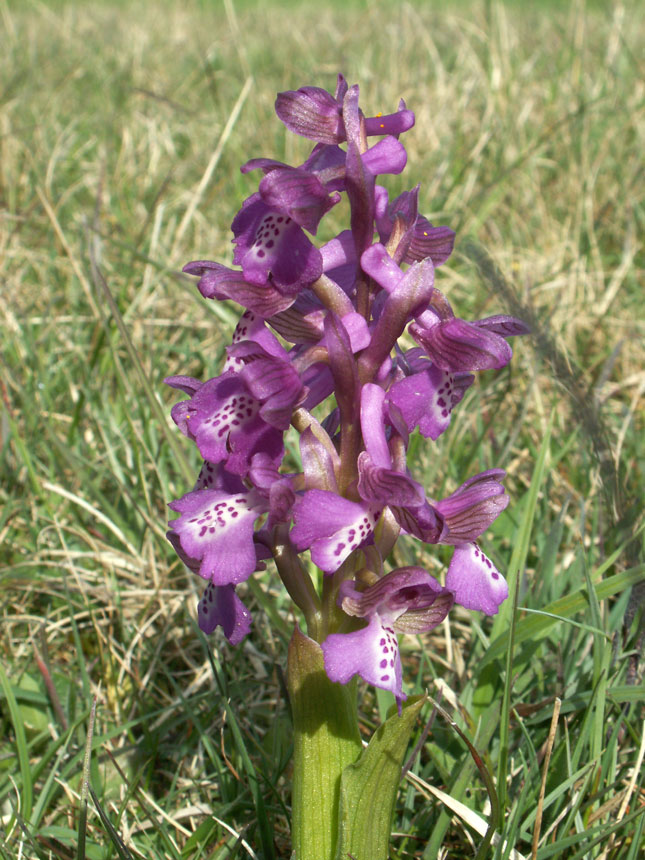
445, 543, 508, 615
182, 259, 297, 317
166, 74, 527, 699
168, 371, 284, 476
386, 349, 473, 441
410, 298, 528, 373
435, 469, 509, 544
231, 193, 325, 292
168, 488, 267, 585
322, 567, 454, 705
275, 75, 415, 145
198, 582, 252, 645
290, 490, 382, 573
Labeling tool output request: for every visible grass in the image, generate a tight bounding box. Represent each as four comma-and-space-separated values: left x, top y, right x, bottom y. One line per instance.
1, 0, 644, 857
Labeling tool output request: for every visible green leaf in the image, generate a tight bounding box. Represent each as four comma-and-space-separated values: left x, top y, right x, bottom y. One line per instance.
335, 696, 425, 860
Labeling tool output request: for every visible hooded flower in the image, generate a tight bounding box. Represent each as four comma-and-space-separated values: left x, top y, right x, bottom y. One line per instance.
322, 567, 454, 706
231, 192, 326, 292
275, 75, 415, 145
167, 371, 284, 477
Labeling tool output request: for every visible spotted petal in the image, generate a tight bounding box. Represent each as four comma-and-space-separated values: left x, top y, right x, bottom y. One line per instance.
231, 194, 323, 290
386, 363, 473, 441
198, 582, 252, 645
322, 614, 404, 703
290, 489, 381, 573
445, 543, 508, 615
168, 489, 266, 585
183, 372, 284, 476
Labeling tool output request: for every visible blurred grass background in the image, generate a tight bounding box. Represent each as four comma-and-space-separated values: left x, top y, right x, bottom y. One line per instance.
1, 0, 643, 857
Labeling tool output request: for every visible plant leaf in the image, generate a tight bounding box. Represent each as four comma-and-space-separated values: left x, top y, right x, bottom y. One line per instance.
335, 696, 425, 860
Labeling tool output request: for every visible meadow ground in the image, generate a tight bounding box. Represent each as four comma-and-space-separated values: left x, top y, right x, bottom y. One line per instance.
0, 0, 644, 857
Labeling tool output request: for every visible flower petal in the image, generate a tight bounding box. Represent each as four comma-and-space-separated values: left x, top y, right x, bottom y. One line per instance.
410, 316, 513, 372
386, 364, 473, 441
322, 614, 404, 703
183, 260, 296, 317
168, 489, 265, 585
445, 543, 508, 615
291, 490, 381, 573
198, 582, 252, 645
275, 85, 344, 144
436, 470, 509, 544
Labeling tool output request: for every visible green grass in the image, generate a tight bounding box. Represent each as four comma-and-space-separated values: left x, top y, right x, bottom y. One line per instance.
1, 0, 644, 857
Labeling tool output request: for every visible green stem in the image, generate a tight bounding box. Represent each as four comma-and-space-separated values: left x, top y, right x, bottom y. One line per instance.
288, 628, 362, 860
272, 525, 323, 639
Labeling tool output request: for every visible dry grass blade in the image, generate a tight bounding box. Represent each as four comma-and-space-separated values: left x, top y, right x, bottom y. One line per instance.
531, 696, 561, 860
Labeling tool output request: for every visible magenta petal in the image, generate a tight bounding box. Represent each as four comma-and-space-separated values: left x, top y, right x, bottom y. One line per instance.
391, 500, 442, 544
183, 260, 296, 317
259, 167, 340, 234
231, 194, 324, 290
238, 348, 305, 429
364, 108, 415, 137
340, 312, 370, 352
183, 372, 284, 474
386, 364, 473, 441
436, 470, 509, 543
275, 85, 344, 144
198, 582, 252, 645
445, 543, 508, 615
322, 614, 404, 703
361, 136, 407, 177
291, 490, 381, 573
405, 219, 455, 266
168, 489, 264, 585
357, 452, 426, 507
410, 316, 513, 372
360, 383, 390, 467
361, 243, 403, 294
321, 230, 356, 272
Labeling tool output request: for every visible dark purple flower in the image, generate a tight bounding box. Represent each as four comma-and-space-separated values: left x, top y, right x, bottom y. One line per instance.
169, 371, 284, 476
198, 582, 252, 645
322, 567, 454, 705
232, 341, 307, 430
275, 76, 414, 145
231, 193, 324, 292
410, 308, 513, 372
182, 260, 297, 317
386, 349, 473, 441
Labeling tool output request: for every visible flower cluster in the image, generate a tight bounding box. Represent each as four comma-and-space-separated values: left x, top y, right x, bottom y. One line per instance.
167, 76, 528, 705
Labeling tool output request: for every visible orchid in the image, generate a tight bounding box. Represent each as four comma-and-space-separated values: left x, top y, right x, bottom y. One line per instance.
166, 74, 528, 860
